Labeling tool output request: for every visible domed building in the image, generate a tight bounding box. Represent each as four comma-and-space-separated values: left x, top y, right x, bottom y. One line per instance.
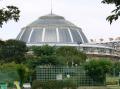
16, 14, 88, 46
16, 13, 120, 60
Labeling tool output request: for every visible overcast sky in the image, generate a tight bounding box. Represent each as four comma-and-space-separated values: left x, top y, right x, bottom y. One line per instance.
0, 0, 120, 42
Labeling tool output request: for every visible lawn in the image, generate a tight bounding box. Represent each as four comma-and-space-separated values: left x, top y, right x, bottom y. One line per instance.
78, 86, 120, 89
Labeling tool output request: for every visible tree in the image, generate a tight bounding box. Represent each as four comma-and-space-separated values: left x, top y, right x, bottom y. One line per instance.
32, 45, 56, 57
31, 46, 87, 66
0, 5, 20, 27
0, 40, 5, 58
0, 39, 27, 63
84, 59, 112, 83
37, 55, 65, 66
56, 46, 87, 66
31, 45, 65, 66
102, 0, 120, 24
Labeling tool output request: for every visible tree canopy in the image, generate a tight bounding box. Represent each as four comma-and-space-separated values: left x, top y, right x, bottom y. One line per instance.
0, 0, 20, 27
31, 46, 87, 67
31, 45, 65, 66
102, 0, 120, 24
0, 39, 27, 63
56, 46, 87, 66
84, 59, 112, 82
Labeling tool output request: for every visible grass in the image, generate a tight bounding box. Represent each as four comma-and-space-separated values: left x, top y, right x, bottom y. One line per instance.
78, 86, 120, 89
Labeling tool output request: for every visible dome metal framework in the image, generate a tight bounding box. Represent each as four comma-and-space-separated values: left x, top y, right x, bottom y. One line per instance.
16, 14, 88, 45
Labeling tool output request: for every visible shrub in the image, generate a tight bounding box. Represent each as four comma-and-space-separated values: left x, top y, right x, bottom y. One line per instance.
84, 59, 112, 83
32, 80, 77, 89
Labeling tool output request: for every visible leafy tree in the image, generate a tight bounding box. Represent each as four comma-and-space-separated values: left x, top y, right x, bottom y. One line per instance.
31, 45, 65, 66
0, 40, 5, 58
31, 46, 86, 66
38, 55, 65, 66
0, 40, 5, 45
56, 46, 87, 66
102, 0, 120, 24
84, 59, 112, 83
32, 45, 56, 56
0, 2, 20, 27
0, 39, 27, 63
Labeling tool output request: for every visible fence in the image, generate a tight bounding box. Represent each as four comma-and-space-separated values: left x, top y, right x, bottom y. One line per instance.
35, 66, 105, 86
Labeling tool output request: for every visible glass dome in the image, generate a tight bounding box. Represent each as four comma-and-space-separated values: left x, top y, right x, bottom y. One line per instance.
16, 14, 88, 45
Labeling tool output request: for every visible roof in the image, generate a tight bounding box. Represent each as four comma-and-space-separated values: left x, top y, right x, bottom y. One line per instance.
17, 13, 88, 44
28, 14, 76, 27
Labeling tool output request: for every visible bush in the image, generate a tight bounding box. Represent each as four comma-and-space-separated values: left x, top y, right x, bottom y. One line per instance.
32, 80, 77, 89
84, 59, 112, 83
32, 80, 63, 89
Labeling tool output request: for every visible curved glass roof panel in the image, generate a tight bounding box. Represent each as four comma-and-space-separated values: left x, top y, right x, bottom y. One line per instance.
59, 29, 71, 43
70, 29, 82, 43
78, 29, 88, 43
44, 28, 57, 42
16, 30, 24, 40
20, 29, 32, 42
30, 29, 43, 43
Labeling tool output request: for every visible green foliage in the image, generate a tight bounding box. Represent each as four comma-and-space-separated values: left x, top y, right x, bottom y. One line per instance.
31, 45, 86, 67
56, 46, 87, 66
0, 5, 20, 27
0, 40, 5, 58
0, 62, 20, 82
0, 62, 27, 70
63, 79, 77, 89
102, 0, 120, 24
38, 55, 65, 66
17, 64, 32, 87
0, 63, 32, 87
32, 45, 56, 56
23, 56, 38, 69
0, 39, 27, 63
84, 59, 113, 83
31, 45, 65, 66
0, 40, 5, 45
32, 80, 77, 89
110, 62, 120, 76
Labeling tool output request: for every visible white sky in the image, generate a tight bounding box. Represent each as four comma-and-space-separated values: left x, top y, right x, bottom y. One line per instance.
0, 0, 120, 42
